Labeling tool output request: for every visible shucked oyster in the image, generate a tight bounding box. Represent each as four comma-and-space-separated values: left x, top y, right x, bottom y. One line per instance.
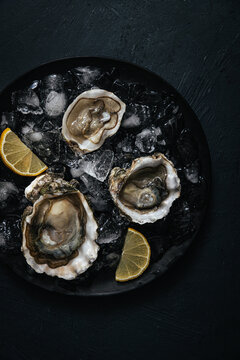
109, 153, 181, 224
62, 89, 126, 154
21, 173, 99, 280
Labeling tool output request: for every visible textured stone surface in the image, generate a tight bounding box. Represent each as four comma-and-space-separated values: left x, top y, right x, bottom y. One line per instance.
0, 1, 239, 359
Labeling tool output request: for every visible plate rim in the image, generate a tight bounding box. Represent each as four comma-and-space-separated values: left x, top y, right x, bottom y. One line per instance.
0, 56, 212, 296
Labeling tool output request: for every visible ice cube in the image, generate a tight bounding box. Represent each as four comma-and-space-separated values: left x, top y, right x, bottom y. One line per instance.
1, 113, 9, 131
97, 218, 122, 244
111, 80, 146, 103
63, 156, 80, 169
155, 127, 167, 151
29, 80, 39, 90
184, 161, 199, 183
12, 90, 43, 115
111, 79, 131, 99
64, 70, 87, 98
80, 173, 112, 212
25, 116, 56, 133
96, 67, 119, 90
28, 131, 43, 142
44, 91, 67, 117
76, 150, 114, 182
69, 157, 88, 178
72, 67, 100, 85
0, 181, 19, 203
34, 119, 55, 132
158, 139, 166, 146
163, 115, 183, 145
0, 217, 22, 254
70, 165, 84, 179
122, 113, 141, 128
117, 138, 133, 153
0, 112, 17, 132
60, 141, 79, 167
155, 127, 162, 136
134, 88, 162, 105
129, 103, 151, 127
113, 152, 136, 170
21, 122, 35, 135
135, 127, 157, 153
43, 74, 64, 91
96, 213, 128, 252
112, 207, 130, 227
93, 150, 114, 181
23, 130, 61, 164
0, 183, 27, 213
121, 142, 133, 153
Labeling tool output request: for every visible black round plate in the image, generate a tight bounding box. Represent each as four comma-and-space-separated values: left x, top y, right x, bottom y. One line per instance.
0, 57, 211, 296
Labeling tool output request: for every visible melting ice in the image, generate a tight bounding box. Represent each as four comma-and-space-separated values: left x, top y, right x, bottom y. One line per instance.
70, 149, 114, 182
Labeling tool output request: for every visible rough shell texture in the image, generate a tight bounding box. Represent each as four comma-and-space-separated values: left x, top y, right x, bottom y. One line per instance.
25, 173, 73, 202
62, 89, 126, 154
22, 174, 99, 280
109, 153, 181, 224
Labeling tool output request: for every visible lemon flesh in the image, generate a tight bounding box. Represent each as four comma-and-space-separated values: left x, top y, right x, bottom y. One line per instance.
0, 128, 47, 176
115, 228, 151, 282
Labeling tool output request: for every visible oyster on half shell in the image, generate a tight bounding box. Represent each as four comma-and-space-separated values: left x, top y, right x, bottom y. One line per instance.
109, 153, 181, 224
62, 89, 126, 154
21, 173, 99, 280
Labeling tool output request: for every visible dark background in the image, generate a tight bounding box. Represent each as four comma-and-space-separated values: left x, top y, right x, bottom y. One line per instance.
0, 0, 239, 359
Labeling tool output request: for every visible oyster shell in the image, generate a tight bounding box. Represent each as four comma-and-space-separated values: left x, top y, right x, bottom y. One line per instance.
22, 173, 99, 280
109, 153, 181, 224
62, 89, 126, 154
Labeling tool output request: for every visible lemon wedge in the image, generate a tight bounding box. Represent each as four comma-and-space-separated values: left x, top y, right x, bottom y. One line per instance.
115, 228, 151, 282
0, 128, 48, 176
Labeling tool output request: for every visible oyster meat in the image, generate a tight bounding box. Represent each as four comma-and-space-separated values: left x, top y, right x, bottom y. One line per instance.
62, 89, 126, 154
22, 173, 99, 280
109, 153, 181, 224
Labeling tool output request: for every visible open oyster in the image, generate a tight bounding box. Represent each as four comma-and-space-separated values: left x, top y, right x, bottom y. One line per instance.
21, 173, 99, 280
62, 89, 126, 154
109, 153, 181, 224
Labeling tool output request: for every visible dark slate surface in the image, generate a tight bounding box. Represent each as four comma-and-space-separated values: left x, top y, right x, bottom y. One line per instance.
0, 1, 239, 359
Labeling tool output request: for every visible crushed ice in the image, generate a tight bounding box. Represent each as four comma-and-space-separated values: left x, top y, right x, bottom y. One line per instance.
122, 113, 141, 128
79, 173, 112, 212
72, 66, 100, 85
21, 122, 35, 135
44, 91, 67, 117
184, 161, 199, 183
23, 130, 61, 164
0, 218, 21, 253
0, 182, 19, 202
97, 218, 122, 244
0, 67, 205, 265
70, 150, 114, 182
135, 127, 158, 153
12, 90, 43, 115
43, 74, 64, 91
